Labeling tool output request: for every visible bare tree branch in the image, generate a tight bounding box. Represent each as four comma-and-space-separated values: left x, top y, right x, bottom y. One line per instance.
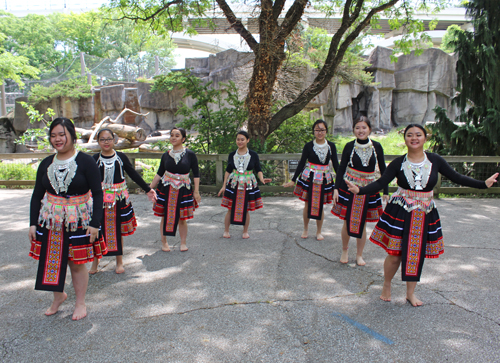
118, 0, 183, 22
268, 0, 400, 133
216, 0, 259, 52
272, 0, 287, 21
274, 0, 308, 43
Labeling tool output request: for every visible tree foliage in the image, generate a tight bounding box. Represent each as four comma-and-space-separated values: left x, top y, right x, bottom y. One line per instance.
0, 9, 176, 85
107, 0, 449, 145
431, 0, 500, 155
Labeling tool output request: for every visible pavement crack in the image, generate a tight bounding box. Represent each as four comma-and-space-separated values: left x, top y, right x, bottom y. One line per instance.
124, 293, 369, 321
432, 291, 500, 327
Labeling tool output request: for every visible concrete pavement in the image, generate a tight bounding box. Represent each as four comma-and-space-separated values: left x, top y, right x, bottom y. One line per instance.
1, 189, 499, 362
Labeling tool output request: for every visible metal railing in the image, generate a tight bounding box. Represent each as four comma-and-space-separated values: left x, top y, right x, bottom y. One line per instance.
1, 152, 499, 196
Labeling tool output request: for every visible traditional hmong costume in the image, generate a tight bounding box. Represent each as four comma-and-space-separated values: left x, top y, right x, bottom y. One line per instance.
221, 149, 264, 225
358, 152, 487, 281
29, 152, 106, 292
93, 151, 151, 256
292, 140, 339, 220
152, 148, 199, 236
331, 138, 388, 238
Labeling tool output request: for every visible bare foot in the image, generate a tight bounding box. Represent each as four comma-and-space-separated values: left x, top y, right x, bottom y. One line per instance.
301, 230, 308, 239
223, 232, 231, 238
180, 243, 189, 252
115, 264, 125, 274
340, 250, 349, 264
242, 232, 250, 239
161, 239, 171, 252
316, 234, 324, 241
380, 282, 391, 302
45, 292, 67, 316
406, 294, 423, 307
88, 260, 99, 274
356, 256, 366, 266
72, 303, 87, 321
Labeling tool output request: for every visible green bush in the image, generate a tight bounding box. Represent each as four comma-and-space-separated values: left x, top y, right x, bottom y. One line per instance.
0, 162, 38, 180
28, 76, 98, 104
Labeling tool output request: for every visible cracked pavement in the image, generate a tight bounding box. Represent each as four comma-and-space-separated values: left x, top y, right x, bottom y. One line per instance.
1, 190, 499, 362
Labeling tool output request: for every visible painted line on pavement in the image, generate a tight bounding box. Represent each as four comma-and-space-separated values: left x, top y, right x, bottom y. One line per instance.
332, 311, 395, 345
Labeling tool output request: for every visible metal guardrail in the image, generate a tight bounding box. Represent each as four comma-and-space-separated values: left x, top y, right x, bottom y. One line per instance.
1, 152, 499, 195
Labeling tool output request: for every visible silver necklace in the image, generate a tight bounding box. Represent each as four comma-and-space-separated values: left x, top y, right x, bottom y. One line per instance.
47, 151, 79, 194
234, 150, 251, 173
401, 154, 432, 190
351, 139, 374, 167
169, 148, 186, 165
313, 140, 330, 164
98, 152, 124, 188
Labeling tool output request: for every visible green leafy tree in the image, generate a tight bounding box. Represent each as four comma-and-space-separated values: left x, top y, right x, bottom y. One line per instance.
431, 0, 500, 156
0, 12, 63, 73
107, 0, 449, 146
0, 32, 39, 87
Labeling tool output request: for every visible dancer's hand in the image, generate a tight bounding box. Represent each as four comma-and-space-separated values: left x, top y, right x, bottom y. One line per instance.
345, 180, 360, 195
86, 226, 99, 243
333, 189, 339, 205
217, 186, 225, 197
194, 191, 201, 204
382, 194, 389, 203
283, 181, 294, 188
485, 172, 499, 188
261, 178, 272, 184
29, 225, 36, 244
146, 189, 157, 202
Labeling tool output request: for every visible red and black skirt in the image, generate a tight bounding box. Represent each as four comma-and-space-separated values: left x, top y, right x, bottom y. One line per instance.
221, 181, 263, 226
293, 162, 334, 220
370, 198, 443, 282
101, 198, 137, 256
153, 184, 198, 236
29, 224, 107, 292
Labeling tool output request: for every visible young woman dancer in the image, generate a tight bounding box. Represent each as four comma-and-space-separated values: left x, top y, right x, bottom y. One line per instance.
150, 127, 201, 252
283, 119, 339, 240
332, 116, 389, 265
89, 128, 156, 274
346, 124, 498, 306
29, 118, 106, 320
218, 130, 271, 239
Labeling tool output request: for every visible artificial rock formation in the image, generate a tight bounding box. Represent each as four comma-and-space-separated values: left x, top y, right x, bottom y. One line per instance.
12, 47, 459, 147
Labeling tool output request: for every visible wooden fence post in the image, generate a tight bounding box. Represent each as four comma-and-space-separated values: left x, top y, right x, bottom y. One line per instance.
216, 156, 224, 186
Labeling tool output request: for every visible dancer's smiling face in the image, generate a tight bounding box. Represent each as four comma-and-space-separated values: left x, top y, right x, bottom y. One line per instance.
98, 130, 115, 153
170, 129, 185, 147
404, 126, 426, 151
50, 124, 74, 153
353, 121, 371, 140
236, 134, 249, 150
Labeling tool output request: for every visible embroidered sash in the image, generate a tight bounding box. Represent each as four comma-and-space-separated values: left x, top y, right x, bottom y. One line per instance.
401, 209, 428, 281
38, 192, 92, 232
389, 187, 435, 214
103, 181, 129, 208
344, 167, 378, 238
161, 171, 191, 190
227, 170, 255, 225
228, 170, 258, 190
301, 162, 333, 185
164, 186, 180, 235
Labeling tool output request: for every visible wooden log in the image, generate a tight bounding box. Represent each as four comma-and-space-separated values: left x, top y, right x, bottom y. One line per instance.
102, 123, 147, 141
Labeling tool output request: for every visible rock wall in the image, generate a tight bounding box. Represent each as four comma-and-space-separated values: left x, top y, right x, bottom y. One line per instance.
10, 47, 459, 149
